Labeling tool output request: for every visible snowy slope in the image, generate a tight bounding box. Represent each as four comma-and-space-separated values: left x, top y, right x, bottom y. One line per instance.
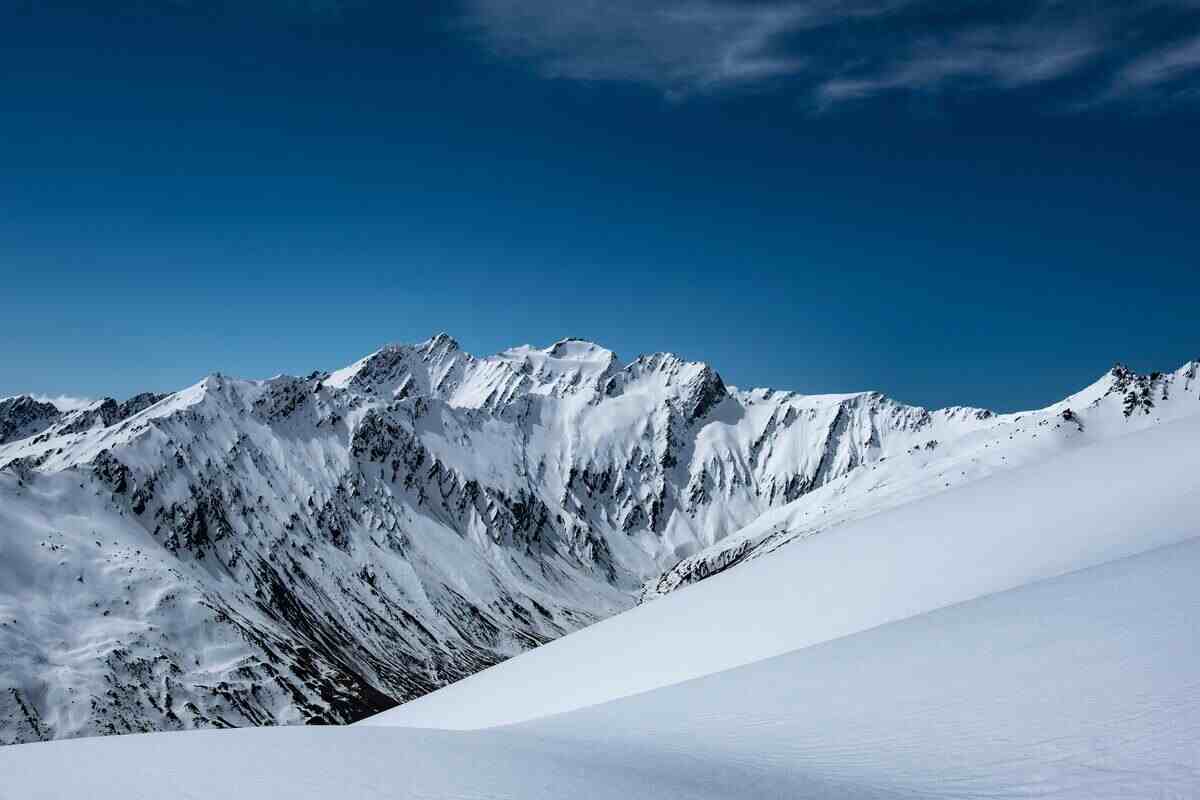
4, 476, 1199, 798
366, 411, 1200, 729
648, 359, 1200, 596
1, 336, 1196, 743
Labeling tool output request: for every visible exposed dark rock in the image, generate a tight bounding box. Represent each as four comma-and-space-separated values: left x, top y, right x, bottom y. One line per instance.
0, 396, 60, 445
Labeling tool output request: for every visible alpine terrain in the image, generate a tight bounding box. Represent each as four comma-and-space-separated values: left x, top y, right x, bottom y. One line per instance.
1, 335, 1197, 749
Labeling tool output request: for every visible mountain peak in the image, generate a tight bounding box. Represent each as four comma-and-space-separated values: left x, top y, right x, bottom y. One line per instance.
1109, 362, 1136, 384
422, 332, 461, 353
545, 338, 613, 361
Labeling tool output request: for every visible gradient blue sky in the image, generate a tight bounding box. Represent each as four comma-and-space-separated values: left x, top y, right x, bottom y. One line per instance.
3, 1, 1198, 411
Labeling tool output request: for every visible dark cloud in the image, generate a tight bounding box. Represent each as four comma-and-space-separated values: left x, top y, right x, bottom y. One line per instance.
460, 0, 1200, 108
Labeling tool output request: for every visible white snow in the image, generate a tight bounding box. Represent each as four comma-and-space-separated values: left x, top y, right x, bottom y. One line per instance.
3, 496, 1198, 797
365, 412, 1200, 729
2, 404, 1198, 798
3, 336, 1199, 798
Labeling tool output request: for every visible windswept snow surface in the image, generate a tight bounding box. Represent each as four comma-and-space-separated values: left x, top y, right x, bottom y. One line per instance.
366, 412, 1200, 730
4, 523, 1199, 797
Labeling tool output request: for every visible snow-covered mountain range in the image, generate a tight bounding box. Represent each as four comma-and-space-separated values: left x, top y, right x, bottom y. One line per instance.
1, 336, 1196, 744
6, 406, 1199, 799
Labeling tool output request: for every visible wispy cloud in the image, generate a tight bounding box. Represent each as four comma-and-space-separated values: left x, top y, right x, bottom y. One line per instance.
816, 19, 1108, 107
460, 0, 1200, 109
25, 0, 1199, 109
460, 0, 907, 94
1113, 34, 1200, 91
3, 394, 95, 412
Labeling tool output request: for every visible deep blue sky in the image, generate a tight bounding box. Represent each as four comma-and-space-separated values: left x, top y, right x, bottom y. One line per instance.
2, 1, 1198, 411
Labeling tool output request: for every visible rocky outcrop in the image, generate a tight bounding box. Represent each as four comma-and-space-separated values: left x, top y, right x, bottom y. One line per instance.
0, 396, 60, 445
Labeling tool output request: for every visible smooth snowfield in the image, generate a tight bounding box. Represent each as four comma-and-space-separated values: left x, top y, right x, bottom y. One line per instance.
367, 412, 1200, 730
4, 535, 1199, 799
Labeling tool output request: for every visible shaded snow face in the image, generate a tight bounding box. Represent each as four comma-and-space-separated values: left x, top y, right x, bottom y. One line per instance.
0, 335, 1197, 744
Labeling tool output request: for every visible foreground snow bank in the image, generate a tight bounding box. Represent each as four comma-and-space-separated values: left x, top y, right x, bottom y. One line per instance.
366, 413, 1200, 730
515, 536, 1200, 799
4, 535, 1199, 798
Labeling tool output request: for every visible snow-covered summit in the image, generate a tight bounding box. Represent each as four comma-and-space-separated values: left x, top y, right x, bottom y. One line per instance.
505, 336, 614, 362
